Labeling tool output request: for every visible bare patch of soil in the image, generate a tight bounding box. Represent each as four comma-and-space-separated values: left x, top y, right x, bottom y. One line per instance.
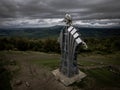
5, 52, 74, 90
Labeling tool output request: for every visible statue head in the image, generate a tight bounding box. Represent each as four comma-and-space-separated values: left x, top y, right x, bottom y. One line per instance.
63, 14, 72, 26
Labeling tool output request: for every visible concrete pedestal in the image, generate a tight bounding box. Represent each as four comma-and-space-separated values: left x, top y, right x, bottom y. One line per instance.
52, 69, 86, 86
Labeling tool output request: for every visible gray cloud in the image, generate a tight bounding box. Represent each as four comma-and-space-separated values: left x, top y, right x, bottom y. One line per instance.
0, 0, 120, 27
0, 0, 18, 18
0, 0, 120, 19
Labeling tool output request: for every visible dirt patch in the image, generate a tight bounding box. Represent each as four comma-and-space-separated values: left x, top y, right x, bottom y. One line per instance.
5, 52, 74, 90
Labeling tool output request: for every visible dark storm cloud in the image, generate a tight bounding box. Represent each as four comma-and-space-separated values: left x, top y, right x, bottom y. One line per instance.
85, 0, 120, 19
16, 0, 54, 18
0, 0, 120, 19
0, 0, 18, 18
0, 0, 120, 27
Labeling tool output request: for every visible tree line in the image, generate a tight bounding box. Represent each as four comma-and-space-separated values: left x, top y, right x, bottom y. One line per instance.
0, 37, 120, 54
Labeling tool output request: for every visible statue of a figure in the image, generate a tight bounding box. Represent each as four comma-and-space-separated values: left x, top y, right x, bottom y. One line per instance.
59, 14, 87, 77
52, 14, 87, 86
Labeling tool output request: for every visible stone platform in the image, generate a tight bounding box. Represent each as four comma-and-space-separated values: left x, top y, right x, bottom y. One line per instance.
52, 69, 86, 86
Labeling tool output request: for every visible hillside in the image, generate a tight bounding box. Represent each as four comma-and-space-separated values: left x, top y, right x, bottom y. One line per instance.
0, 51, 120, 90
0, 26, 120, 38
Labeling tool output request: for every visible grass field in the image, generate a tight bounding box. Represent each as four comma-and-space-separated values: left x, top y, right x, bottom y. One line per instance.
0, 51, 120, 90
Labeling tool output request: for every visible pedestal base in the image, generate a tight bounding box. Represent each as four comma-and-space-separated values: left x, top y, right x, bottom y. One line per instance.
52, 69, 86, 86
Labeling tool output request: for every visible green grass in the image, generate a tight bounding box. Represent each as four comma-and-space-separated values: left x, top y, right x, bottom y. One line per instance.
78, 59, 99, 66
86, 68, 120, 86
74, 68, 120, 89
78, 53, 120, 66
0, 52, 12, 90
30, 53, 60, 69
31, 59, 59, 69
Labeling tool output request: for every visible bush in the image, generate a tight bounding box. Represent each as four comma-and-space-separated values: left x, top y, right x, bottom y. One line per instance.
0, 37, 119, 54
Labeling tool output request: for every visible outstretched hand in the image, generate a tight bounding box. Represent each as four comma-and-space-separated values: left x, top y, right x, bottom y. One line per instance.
82, 41, 88, 49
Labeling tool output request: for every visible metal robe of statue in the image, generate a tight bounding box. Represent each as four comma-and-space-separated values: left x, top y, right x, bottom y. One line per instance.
59, 14, 87, 77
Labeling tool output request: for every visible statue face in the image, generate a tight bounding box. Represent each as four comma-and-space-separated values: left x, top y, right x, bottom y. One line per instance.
65, 14, 72, 20
64, 14, 72, 25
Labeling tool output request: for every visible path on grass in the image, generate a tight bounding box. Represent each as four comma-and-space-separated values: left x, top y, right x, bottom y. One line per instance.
5, 52, 74, 90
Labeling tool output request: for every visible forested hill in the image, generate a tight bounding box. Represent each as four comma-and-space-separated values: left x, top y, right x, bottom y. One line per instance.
0, 26, 120, 38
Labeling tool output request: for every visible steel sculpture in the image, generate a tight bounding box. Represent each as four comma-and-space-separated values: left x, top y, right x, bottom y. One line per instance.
52, 14, 87, 86
59, 14, 87, 77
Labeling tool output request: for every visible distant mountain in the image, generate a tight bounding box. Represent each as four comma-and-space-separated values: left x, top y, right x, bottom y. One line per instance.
76, 26, 120, 38
0, 26, 120, 38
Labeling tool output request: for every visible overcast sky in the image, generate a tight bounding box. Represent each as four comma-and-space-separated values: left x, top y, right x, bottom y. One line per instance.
0, 0, 120, 27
